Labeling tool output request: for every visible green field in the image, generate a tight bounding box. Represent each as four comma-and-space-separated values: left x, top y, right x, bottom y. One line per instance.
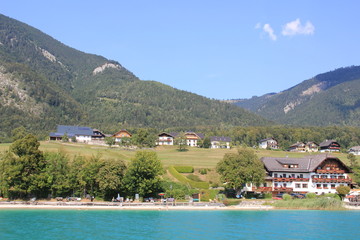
0, 141, 354, 168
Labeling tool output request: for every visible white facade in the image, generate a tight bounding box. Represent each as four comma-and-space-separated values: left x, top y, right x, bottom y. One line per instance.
186, 139, 198, 147
158, 136, 174, 145
270, 171, 351, 194
75, 135, 92, 143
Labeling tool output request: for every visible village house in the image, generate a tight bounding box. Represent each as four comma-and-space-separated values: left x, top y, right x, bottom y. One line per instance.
348, 146, 360, 155
210, 136, 231, 149
157, 132, 178, 146
319, 140, 341, 152
258, 138, 279, 149
112, 129, 132, 143
252, 154, 352, 195
288, 142, 306, 152
49, 125, 99, 143
305, 142, 319, 152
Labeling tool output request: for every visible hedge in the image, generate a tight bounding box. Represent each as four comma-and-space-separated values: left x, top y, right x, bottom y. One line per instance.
174, 166, 194, 173
168, 166, 209, 189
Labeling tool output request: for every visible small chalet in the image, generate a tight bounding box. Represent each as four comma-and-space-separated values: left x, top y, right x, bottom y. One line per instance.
319, 140, 341, 152
255, 154, 352, 195
92, 129, 106, 140
112, 129, 132, 143
305, 142, 319, 152
157, 132, 178, 146
288, 142, 306, 152
259, 138, 279, 149
49, 125, 94, 143
210, 136, 231, 149
348, 146, 360, 155
185, 132, 204, 147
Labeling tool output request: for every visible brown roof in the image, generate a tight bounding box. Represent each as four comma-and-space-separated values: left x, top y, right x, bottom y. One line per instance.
261, 154, 350, 173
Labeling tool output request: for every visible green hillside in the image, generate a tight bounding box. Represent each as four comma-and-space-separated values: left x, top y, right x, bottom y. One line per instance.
234, 66, 360, 126
0, 14, 270, 141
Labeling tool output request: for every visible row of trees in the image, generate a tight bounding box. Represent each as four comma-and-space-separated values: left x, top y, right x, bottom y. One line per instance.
0, 133, 164, 200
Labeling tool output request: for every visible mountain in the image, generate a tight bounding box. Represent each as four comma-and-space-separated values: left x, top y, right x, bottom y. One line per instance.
233, 66, 360, 126
0, 14, 270, 140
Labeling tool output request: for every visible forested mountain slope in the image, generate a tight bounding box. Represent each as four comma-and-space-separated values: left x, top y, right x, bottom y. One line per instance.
0, 14, 269, 140
234, 66, 360, 126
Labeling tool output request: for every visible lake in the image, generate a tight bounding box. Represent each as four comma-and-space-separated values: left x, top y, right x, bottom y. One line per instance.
0, 209, 359, 239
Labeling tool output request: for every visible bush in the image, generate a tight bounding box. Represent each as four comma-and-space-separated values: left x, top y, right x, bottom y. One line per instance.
174, 166, 194, 173
186, 174, 202, 182
199, 168, 207, 175
272, 197, 344, 210
282, 193, 292, 201
168, 166, 209, 189
306, 193, 317, 199
264, 193, 273, 199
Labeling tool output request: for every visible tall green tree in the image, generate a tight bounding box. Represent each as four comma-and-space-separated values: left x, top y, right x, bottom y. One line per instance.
216, 148, 265, 193
174, 132, 188, 151
123, 151, 164, 197
5, 134, 49, 198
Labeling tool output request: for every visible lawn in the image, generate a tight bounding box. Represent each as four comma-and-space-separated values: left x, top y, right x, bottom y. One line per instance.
0, 141, 354, 168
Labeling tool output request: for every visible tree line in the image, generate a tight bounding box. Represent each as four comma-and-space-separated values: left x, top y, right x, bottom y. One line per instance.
0, 132, 164, 200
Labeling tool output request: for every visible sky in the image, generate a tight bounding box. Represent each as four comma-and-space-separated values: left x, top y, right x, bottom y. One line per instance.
2, 1, 360, 99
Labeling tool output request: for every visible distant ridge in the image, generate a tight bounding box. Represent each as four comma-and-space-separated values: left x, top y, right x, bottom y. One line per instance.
233, 66, 360, 126
0, 13, 270, 140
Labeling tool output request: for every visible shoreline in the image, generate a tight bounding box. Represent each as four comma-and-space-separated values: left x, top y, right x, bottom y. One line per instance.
0, 201, 274, 211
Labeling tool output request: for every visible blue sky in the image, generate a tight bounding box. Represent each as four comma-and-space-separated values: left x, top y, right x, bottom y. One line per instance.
2, 1, 360, 99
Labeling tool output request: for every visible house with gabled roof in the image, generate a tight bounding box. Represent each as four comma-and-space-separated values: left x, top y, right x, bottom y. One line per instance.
258, 154, 352, 195
288, 142, 306, 152
157, 131, 204, 147
49, 125, 93, 142
305, 142, 319, 152
157, 132, 178, 146
210, 136, 231, 149
112, 129, 132, 143
259, 138, 279, 149
319, 140, 341, 152
348, 146, 360, 155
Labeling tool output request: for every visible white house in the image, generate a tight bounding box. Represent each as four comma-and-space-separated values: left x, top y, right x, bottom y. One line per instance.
49, 125, 93, 143
210, 136, 231, 149
348, 146, 360, 155
259, 138, 279, 149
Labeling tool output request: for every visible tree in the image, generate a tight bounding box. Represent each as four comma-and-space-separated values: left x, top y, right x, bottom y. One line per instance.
105, 137, 116, 148
216, 148, 265, 193
11, 126, 28, 142
62, 133, 69, 142
6, 134, 49, 198
201, 137, 211, 148
174, 132, 188, 151
336, 185, 350, 200
347, 153, 358, 169
123, 151, 164, 197
96, 159, 127, 200
132, 129, 157, 148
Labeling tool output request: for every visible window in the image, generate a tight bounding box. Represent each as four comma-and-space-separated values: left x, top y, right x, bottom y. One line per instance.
275, 183, 278, 187
312, 175, 319, 178
323, 184, 328, 189
283, 183, 287, 187
331, 184, 335, 189
291, 174, 295, 178
317, 184, 321, 189
274, 173, 278, 178
299, 174, 303, 178
302, 184, 308, 188
295, 184, 301, 188
321, 175, 327, 179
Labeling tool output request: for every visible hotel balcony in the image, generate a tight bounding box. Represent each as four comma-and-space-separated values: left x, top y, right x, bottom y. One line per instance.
273, 187, 293, 192
316, 169, 345, 174
252, 187, 272, 192
273, 177, 309, 182
312, 178, 351, 183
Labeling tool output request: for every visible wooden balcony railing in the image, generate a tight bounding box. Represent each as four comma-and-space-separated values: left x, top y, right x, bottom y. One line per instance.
316, 169, 345, 174
312, 178, 351, 183
273, 187, 293, 192
273, 178, 309, 182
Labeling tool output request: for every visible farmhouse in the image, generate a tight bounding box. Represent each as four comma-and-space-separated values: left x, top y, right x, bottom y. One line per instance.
210, 136, 231, 149
348, 146, 360, 155
112, 129, 132, 143
256, 154, 352, 195
157, 132, 177, 146
288, 142, 306, 152
319, 140, 341, 152
305, 142, 319, 152
259, 138, 279, 149
49, 125, 94, 143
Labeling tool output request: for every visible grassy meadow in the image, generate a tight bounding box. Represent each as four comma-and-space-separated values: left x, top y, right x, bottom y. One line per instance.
0, 141, 355, 168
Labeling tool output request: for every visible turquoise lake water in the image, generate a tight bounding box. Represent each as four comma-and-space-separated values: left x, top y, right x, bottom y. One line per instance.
0, 209, 359, 240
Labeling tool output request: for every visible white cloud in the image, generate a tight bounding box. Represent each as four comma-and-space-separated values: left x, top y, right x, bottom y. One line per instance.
263, 23, 277, 41
282, 19, 315, 36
